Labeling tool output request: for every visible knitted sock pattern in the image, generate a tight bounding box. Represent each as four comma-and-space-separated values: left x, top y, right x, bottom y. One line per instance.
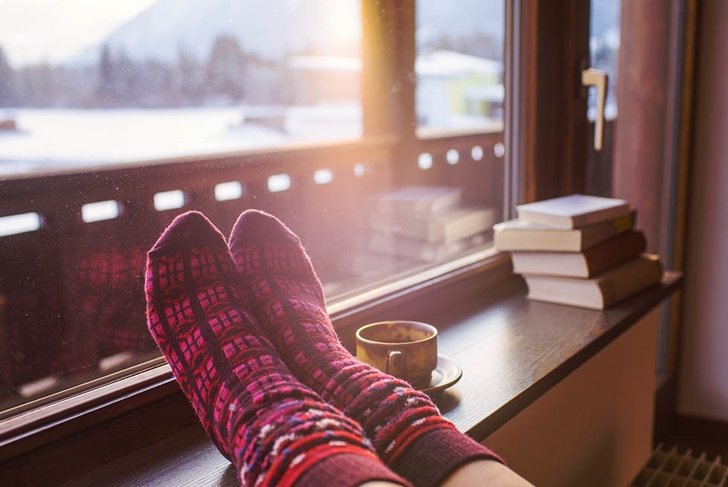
145, 211, 408, 487
229, 209, 502, 487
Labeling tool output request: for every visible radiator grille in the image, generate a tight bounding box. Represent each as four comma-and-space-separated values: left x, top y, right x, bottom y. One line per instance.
631, 445, 728, 486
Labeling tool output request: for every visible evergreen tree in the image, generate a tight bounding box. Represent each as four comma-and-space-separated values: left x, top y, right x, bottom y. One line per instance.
0, 45, 16, 107
114, 49, 138, 104
206, 35, 247, 102
177, 46, 203, 105
20, 63, 57, 107
97, 44, 115, 106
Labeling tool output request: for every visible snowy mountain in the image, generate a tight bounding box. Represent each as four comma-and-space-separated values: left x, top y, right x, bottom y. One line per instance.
73, 0, 362, 65
72, 0, 506, 66
68, 0, 620, 67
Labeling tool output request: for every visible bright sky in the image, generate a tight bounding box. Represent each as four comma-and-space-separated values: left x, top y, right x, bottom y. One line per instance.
0, 0, 157, 67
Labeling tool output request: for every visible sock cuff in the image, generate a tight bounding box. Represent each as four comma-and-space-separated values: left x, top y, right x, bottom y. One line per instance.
391, 428, 504, 487
293, 451, 411, 487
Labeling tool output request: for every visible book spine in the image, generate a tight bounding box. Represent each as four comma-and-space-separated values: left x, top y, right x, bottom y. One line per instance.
571, 205, 631, 228
580, 210, 637, 249
494, 230, 582, 252
583, 231, 647, 277
599, 257, 663, 306
375, 188, 463, 215
613, 211, 636, 233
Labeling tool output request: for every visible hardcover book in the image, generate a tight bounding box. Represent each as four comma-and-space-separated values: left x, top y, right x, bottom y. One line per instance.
523, 254, 663, 309
511, 230, 647, 278
516, 194, 630, 229
373, 185, 463, 215
493, 210, 636, 252
368, 232, 487, 262
370, 206, 495, 244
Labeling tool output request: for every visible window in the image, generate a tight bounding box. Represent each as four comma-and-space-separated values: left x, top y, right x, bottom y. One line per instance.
416, 1, 504, 131
0, 0, 546, 425
589, 0, 620, 120
585, 0, 621, 196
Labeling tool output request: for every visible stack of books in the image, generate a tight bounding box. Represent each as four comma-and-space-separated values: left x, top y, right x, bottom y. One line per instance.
494, 194, 663, 309
352, 186, 495, 275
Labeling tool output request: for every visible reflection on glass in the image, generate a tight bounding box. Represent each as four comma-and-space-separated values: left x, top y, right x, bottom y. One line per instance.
590, 0, 620, 119
416, 0, 504, 131
346, 0, 507, 311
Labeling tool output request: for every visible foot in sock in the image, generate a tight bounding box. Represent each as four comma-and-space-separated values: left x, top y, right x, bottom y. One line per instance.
229, 210, 503, 487
145, 211, 408, 487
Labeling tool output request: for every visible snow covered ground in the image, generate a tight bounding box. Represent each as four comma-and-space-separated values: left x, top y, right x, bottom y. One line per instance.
0, 105, 362, 177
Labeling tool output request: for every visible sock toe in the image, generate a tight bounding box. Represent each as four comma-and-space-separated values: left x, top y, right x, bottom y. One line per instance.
230, 209, 301, 249
149, 211, 227, 254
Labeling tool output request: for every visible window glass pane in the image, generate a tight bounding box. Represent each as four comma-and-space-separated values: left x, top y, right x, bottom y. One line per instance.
590, 0, 620, 120
0, 0, 361, 177
338, 0, 507, 300
0, 1, 508, 420
416, 0, 504, 132
0, 0, 361, 416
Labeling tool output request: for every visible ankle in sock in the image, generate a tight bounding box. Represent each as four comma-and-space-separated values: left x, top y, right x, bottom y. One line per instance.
229, 210, 503, 487
145, 211, 408, 487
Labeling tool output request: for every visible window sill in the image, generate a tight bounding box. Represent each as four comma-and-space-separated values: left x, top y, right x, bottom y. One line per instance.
0, 250, 511, 460
0, 269, 682, 485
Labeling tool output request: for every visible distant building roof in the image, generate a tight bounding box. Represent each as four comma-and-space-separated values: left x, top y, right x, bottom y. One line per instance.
287, 50, 501, 77
466, 84, 505, 102
287, 55, 362, 72
416, 50, 501, 76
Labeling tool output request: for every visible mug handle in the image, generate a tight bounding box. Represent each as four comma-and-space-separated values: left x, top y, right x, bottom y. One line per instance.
387, 349, 405, 378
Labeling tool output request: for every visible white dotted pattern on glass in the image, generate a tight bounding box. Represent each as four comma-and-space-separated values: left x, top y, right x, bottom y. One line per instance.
0, 212, 42, 237
494, 142, 505, 158
267, 173, 292, 193
471, 145, 484, 161
81, 200, 121, 223
214, 181, 244, 201
154, 190, 186, 211
418, 153, 433, 170
446, 149, 460, 165
314, 169, 334, 185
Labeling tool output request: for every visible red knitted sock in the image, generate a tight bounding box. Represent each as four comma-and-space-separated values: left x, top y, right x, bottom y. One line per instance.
229, 210, 503, 487
145, 211, 408, 487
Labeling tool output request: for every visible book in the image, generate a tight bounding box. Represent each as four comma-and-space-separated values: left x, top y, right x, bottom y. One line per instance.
368, 231, 487, 262
493, 210, 636, 252
369, 206, 496, 244
511, 230, 646, 278
516, 194, 630, 229
373, 186, 463, 215
349, 250, 422, 278
523, 254, 663, 309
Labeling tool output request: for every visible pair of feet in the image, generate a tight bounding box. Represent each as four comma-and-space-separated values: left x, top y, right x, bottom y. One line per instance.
145, 210, 500, 487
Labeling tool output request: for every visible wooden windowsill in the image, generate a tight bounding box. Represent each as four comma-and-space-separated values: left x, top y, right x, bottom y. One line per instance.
1, 271, 682, 486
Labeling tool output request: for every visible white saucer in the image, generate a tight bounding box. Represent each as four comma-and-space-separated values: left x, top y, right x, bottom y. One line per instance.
418, 355, 463, 394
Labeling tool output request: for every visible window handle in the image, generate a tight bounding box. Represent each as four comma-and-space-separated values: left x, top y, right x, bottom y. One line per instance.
582, 68, 608, 151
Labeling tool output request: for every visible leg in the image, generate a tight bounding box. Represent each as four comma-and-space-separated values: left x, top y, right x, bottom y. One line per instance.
441, 460, 534, 487
229, 210, 519, 487
145, 211, 409, 487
